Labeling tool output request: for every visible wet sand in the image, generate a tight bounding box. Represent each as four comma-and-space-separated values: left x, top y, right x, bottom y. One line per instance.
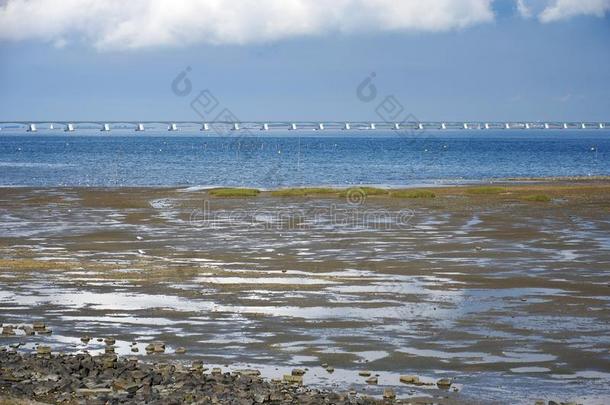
0, 181, 609, 404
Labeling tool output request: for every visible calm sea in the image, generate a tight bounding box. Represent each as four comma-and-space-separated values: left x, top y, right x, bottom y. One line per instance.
0, 130, 608, 187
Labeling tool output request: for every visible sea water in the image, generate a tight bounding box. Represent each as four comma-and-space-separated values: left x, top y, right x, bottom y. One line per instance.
0, 130, 608, 187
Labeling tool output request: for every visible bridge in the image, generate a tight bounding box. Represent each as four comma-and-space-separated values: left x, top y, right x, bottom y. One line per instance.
0, 121, 607, 132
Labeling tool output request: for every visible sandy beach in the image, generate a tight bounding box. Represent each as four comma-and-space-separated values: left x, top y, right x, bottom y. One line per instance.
1, 180, 609, 404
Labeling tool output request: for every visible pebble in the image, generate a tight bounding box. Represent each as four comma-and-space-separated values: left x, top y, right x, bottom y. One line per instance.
291, 368, 306, 376
358, 371, 372, 377
365, 376, 378, 384
32, 321, 46, 331
36, 346, 51, 355
283, 374, 303, 385
175, 346, 187, 354
145, 342, 165, 353
437, 378, 452, 389
236, 369, 261, 377
400, 375, 420, 384
383, 388, 396, 399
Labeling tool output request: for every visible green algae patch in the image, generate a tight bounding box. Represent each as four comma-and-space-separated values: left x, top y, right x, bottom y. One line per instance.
208, 188, 260, 197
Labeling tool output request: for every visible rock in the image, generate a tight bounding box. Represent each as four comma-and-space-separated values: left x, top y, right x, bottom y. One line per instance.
321, 363, 328, 368
292, 368, 306, 376
131, 370, 147, 380
36, 346, 51, 355
211, 367, 222, 375
365, 376, 378, 384
101, 354, 117, 369
80, 336, 91, 343
358, 371, 371, 377
145, 342, 165, 353
383, 388, 396, 399
104, 337, 116, 345
77, 388, 112, 395
112, 378, 139, 393
37, 328, 52, 335
32, 321, 46, 331
400, 375, 420, 384
131, 346, 139, 352
326, 366, 335, 373
2, 326, 15, 335
252, 390, 268, 403
175, 346, 187, 354
436, 378, 452, 389
283, 374, 303, 385
236, 369, 261, 377
105, 346, 115, 354
23, 326, 35, 336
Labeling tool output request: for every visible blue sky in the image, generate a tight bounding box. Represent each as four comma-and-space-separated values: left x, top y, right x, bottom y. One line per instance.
0, 0, 609, 122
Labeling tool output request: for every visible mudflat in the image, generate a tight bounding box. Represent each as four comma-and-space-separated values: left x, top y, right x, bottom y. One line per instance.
0, 180, 609, 404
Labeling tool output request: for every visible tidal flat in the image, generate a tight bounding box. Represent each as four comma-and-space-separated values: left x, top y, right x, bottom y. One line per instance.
0, 180, 609, 404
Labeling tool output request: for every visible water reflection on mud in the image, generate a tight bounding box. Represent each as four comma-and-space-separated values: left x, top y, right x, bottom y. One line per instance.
0, 187, 609, 404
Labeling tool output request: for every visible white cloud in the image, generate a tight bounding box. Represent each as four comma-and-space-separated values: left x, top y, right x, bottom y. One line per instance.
517, 0, 610, 22
0, 0, 495, 50
516, 0, 533, 17
539, 0, 610, 22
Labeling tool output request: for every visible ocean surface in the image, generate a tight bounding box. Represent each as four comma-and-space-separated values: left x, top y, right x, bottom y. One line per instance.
0, 130, 608, 187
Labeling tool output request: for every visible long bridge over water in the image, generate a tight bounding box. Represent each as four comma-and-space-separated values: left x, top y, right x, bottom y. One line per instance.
0, 121, 608, 132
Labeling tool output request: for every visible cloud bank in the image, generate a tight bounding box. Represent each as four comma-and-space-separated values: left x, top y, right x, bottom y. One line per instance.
0, 0, 607, 50
516, 0, 610, 20
538, 0, 610, 22
0, 0, 495, 49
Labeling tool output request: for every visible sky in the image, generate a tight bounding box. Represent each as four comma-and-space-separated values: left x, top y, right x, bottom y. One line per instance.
0, 0, 609, 122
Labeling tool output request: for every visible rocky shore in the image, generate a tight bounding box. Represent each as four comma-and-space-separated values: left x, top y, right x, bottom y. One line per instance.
0, 348, 457, 405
